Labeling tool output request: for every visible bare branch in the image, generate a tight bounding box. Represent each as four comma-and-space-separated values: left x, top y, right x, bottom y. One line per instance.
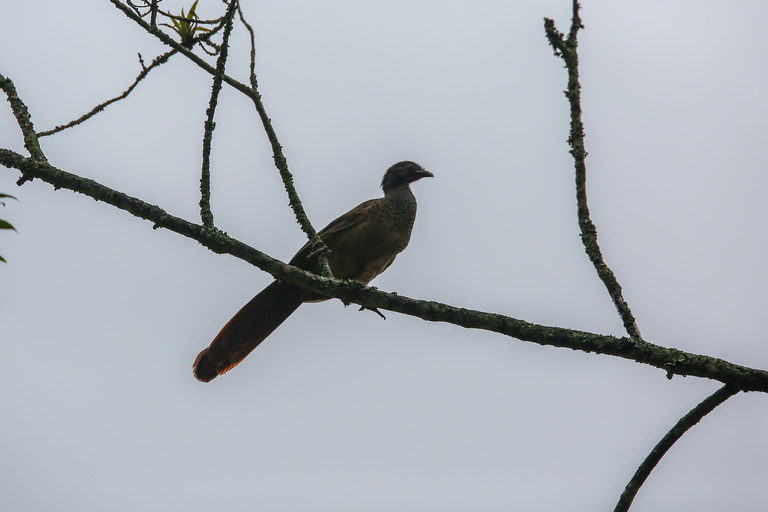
37, 4, 229, 139
614, 385, 739, 512
150, 0, 157, 26
0, 74, 47, 164
126, 0, 152, 18
544, 1, 642, 340
110, 0, 333, 277
235, 4, 333, 277
199, 0, 238, 228
236, 3, 257, 88
37, 50, 177, 137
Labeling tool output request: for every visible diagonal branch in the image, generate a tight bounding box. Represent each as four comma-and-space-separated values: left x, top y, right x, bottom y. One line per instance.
37, 50, 178, 138
111, 0, 245, 93
544, 1, 643, 341
236, 4, 332, 277
544, 5, 744, 508
110, 0, 332, 276
199, 0, 238, 228
2, 147, 768, 393
37, 5, 228, 139
236, 3, 257, 90
613, 385, 739, 512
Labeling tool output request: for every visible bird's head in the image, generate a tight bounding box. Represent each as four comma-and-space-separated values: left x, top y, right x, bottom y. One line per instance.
381, 161, 434, 193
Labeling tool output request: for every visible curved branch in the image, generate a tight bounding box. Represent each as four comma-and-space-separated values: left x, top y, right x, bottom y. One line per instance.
37, 50, 178, 138
2, 149, 768, 392
614, 385, 739, 512
37, 3, 228, 139
544, 1, 643, 341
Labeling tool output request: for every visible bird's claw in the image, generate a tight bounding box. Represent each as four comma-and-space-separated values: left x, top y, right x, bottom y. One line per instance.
359, 305, 386, 320
308, 241, 331, 258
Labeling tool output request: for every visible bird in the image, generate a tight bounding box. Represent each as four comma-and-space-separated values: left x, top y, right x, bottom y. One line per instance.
193, 161, 433, 382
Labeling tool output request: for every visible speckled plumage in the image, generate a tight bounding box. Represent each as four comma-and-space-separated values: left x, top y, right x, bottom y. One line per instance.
193, 161, 433, 382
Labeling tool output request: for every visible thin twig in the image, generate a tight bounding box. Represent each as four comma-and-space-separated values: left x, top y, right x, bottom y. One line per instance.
131, 0, 223, 27
110, 0, 333, 277
150, 0, 158, 26
236, 4, 256, 88
158, 9, 223, 25
110, 0, 249, 97
544, 0, 643, 341
37, 50, 177, 137
2, 147, 768, 392
199, 38, 221, 56
199, 0, 238, 228
37, 3, 228, 139
126, 0, 151, 17
614, 385, 739, 512
236, 3, 333, 277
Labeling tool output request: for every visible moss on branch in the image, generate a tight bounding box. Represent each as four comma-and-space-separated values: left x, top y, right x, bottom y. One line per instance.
2, 149, 768, 392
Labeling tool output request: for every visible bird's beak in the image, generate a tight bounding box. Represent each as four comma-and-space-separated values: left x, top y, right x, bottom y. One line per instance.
413, 168, 434, 180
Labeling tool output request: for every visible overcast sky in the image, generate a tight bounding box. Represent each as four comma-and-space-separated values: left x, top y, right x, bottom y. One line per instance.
2, 1, 768, 510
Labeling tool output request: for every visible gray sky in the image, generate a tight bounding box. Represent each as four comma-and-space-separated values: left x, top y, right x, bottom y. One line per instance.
2, 1, 768, 510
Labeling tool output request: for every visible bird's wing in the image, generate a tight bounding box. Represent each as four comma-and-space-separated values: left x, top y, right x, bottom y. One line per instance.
317, 199, 377, 239
289, 199, 377, 267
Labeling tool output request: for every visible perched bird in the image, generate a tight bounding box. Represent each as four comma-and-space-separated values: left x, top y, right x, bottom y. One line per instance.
193, 161, 433, 382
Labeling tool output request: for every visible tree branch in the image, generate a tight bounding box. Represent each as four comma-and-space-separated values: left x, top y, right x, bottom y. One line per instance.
37, 3, 229, 139
150, 0, 157, 27
544, 1, 643, 341
613, 385, 739, 512
546, 6, 743, 509
235, 3, 333, 277
2, 148, 768, 392
110, 0, 333, 276
37, 50, 178, 138
0, 75, 47, 164
199, 0, 238, 228
4, 5, 766, 393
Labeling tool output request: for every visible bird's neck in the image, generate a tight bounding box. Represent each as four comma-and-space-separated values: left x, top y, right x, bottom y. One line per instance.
382, 184, 417, 208
378, 184, 418, 237
383, 183, 415, 199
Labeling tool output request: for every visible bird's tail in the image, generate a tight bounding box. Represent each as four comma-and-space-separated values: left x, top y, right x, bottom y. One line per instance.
193, 281, 306, 382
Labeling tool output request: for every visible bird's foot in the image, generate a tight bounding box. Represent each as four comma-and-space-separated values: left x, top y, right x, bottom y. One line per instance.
308, 240, 331, 258
359, 305, 386, 320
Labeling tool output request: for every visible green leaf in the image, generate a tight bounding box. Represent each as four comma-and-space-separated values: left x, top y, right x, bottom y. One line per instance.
0, 220, 16, 232
0, 193, 17, 207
